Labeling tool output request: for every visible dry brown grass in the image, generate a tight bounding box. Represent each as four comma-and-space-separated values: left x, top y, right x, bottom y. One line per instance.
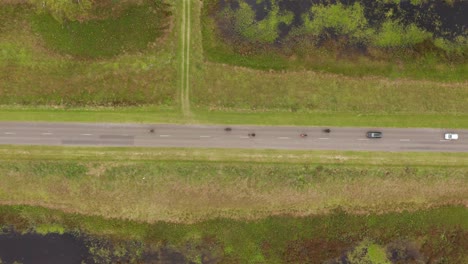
0, 157, 466, 223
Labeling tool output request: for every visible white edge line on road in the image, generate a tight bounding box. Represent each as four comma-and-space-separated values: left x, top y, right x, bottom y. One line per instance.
160, 135, 170, 137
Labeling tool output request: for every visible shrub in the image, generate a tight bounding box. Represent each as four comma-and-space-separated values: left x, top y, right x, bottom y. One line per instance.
300, 3, 372, 43
231, 0, 293, 43
374, 20, 432, 48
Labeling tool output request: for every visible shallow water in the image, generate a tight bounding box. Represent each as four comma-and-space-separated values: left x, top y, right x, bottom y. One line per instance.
220, 0, 468, 40
0, 232, 90, 264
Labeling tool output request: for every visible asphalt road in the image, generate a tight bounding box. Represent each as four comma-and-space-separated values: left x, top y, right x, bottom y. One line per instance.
0, 122, 467, 152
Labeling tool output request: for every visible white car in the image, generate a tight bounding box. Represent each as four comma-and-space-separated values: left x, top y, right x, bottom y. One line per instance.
444, 133, 459, 140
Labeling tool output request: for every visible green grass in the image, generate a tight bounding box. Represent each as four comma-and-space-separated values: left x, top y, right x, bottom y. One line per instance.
191, 61, 468, 119
193, 107, 468, 128
0, 2, 178, 107
0, 205, 466, 263
0, 106, 184, 123
2, 105, 466, 128
31, 4, 168, 58
1, 145, 467, 166
35, 224, 65, 235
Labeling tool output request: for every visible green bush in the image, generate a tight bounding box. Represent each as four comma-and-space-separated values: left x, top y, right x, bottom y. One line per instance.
346, 240, 391, 264
36, 224, 65, 235
373, 20, 432, 47
434, 36, 468, 55
300, 3, 372, 42
231, 0, 293, 43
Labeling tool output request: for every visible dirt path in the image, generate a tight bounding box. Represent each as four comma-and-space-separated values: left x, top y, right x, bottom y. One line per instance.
180, 0, 191, 117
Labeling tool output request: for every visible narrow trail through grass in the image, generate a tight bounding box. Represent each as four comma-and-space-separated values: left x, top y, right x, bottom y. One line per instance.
180, 0, 192, 117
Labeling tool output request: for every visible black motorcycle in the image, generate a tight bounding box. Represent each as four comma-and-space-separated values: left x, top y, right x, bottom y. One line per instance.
323, 128, 331, 133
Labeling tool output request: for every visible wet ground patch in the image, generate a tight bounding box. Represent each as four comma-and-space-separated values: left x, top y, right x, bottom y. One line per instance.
1, 205, 467, 263
204, 0, 467, 79
220, 0, 467, 41
0, 231, 90, 264
0, 229, 196, 264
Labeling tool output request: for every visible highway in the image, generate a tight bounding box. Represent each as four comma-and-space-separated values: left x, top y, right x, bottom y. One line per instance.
0, 122, 467, 152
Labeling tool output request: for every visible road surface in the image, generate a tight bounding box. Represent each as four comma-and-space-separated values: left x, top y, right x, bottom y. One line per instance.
0, 122, 467, 152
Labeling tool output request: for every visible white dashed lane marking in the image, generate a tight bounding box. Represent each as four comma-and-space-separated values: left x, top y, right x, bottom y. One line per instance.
200, 136, 211, 138
41, 133, 53, 135
159, 135, 170, 137
277, 137, 290, 139
319, 138, 329, 140
400, 139, 410, 142
80, 134, 92, 136
4, 132, 15, 135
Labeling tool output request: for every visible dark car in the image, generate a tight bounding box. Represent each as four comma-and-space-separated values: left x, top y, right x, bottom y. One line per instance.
366, 131, 382, 138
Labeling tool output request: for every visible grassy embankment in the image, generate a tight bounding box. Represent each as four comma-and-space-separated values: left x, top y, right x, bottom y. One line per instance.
0, 145, 466, 223
0, 144, 467, 262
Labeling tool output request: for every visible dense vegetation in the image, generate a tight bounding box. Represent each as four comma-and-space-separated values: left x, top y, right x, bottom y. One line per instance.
203, 0, 468, 81
0, 205, 466, 263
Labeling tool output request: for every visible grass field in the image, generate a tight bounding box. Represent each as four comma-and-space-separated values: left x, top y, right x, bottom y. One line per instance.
0, 145, 466, 223
0, 1, 177, 106
192, 62, 468, 114
0, 105, 467, 128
